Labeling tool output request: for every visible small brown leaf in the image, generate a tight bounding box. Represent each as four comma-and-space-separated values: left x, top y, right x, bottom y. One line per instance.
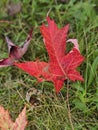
7, 2, 22, 16
26, 87, 42, 106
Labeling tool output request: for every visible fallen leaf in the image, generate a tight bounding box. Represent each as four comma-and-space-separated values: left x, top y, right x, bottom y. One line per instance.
7, 2, 22, 16
0, 106, 13, 130
15, 17, 84, 92
0, 28, 33, 67
26, 87, 42, 106
13, 107, 27, 130
0, 106, 27, 130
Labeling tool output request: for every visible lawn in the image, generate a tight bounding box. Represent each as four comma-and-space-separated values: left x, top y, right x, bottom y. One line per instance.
0, 0, 98, 130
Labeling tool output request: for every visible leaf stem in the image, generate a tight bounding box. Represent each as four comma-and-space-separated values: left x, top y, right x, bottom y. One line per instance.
66, 80, 74, 130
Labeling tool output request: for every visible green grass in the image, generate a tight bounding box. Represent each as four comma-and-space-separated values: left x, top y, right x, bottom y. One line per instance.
0, 0, 98, 129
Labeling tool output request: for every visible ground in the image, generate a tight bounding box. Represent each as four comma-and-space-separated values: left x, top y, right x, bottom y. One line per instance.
0, 0, 98, 130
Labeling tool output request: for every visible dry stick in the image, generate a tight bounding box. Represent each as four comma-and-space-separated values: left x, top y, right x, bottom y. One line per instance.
66, 79, 74, 130
0, 20, 13, 24
46, 8, 52, 17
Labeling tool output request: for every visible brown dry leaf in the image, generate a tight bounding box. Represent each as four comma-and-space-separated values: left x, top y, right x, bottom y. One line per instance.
7, 2, 22, 16
26, 87, 42, 106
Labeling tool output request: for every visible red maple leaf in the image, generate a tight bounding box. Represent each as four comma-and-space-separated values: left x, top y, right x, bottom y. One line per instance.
15, 17, 84, 93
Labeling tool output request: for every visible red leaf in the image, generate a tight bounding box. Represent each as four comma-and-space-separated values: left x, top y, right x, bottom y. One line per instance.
13, 107, 27, 130
0, 28, 33, 67
0, 106, 13, 130
15, 17, 84, 93
0, 106, 27, 130
15, 61, 49, 82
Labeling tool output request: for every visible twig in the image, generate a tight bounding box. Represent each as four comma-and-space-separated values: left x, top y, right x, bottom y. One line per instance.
0, 20, 13, 24
47, 8, 52, 17
66, 79, 74, 130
